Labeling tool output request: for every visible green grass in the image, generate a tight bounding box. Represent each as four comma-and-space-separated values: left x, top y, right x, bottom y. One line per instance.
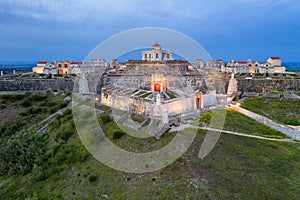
0, 92, 69, 137
135, 91, 147, 96
254, 73, 264, 77
241, 97, 300, 125
238, 73, 247, 76
95, 104, 111, 112
199, 109, 288, 139
271, 90, 288, 94
140, 92, 152, 98
130, 113, 147, 123
296, 92, 300, 97
126, 89, 139, 96
0, 123, 299, 199
166, 92, 177, 99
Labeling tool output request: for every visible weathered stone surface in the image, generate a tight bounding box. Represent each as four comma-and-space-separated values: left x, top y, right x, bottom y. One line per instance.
262, 93, 280, 99
237, 78, 300, 93
0, 79, 74, 91
284, 94, 300, 100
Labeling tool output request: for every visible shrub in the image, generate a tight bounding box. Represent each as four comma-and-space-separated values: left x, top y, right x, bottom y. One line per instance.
28, 107, 42, 115
47, 101, 56, 107
130, 114, 147, 123
112, 130, 125, 139
88, 175, 98, 182
199, 112, 211, 124
21, 100, 32, 107
0, 104, 6, 110
57, 128, 74, 141
28, 94, 47, 101
100, 113, 112, 123
0, 94, 25, 102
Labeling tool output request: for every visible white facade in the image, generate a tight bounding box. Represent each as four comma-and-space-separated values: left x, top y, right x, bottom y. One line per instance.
68, 62, 83, 74
194, 59, 205, 69
226, 58, 285, 74
206, 60, 224, 69
267, 57, 281, 67
43, 63, 58, 74
33, 61, 48, 73
142, 43, 173, 61
110, 59, 119, 69
91, 59, 107, 68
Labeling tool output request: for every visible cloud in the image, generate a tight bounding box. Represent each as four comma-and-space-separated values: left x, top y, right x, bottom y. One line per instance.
1, 0, 298, 27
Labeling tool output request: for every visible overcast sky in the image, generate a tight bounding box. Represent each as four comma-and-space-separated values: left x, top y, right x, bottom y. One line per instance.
0, 0, 300, 62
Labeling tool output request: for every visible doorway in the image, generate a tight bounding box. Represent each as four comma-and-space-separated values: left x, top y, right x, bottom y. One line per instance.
154, 83, 161, 92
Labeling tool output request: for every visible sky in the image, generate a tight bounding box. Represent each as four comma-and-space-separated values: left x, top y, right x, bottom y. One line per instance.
0, 0, 300, 62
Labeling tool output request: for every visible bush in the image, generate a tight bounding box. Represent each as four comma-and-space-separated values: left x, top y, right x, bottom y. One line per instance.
47, 101, 56, 107
130, 114, 147, 123
21, 100, 32, 107
199, 112, 211, 124
57, 128, 74, 141
0, 104, 6, 110
0, 94, 24, 102
112, 130, 125, 139
88, 175, 98, 182
28, 94, 47, 101
28, 107, 42, 115
100, 114, 112, 123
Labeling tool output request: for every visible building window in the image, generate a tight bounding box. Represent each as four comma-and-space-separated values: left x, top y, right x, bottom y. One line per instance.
167, 54, 169, 59
156, 68, 158, 71
149, 54, 151, 58
156, 54, 159, 59
145, 54, 147, 59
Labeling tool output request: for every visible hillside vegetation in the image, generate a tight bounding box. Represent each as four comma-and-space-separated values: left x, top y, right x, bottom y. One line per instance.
0, 93, 299, 199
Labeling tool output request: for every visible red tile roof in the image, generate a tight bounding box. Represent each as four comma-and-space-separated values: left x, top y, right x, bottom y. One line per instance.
38, 61, 47, 64
152, 43, 161, 47
70, 62, 82, 64
270, 57, 281, 60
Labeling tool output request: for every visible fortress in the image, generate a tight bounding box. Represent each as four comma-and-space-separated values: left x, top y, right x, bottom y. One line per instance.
97, 43, 225, 118
1, 43, 300, 138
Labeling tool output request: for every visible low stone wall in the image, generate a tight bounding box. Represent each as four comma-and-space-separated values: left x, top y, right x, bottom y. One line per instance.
237, 78, 300, 93
0, 79, 74, 91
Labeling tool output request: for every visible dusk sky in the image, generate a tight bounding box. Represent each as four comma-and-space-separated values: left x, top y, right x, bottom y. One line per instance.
0, 0, 300, 62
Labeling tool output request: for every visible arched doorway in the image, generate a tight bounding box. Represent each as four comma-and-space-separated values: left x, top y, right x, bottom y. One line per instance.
154, 83, 161, 92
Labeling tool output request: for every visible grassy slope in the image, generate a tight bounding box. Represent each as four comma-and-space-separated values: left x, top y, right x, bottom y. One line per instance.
1, 129, 299, 199
241, 97, 300, 126
0, 95, 299, 199
199, 109, 288, 139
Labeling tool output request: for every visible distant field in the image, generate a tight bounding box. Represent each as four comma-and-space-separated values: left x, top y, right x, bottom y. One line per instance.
241, 97, 300, 126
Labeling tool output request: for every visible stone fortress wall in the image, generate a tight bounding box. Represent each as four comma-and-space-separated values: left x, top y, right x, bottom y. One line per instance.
101, 89, 217, 116
1, 78, 300, 94
236, 78, 300, 93
0, 79, 74, 92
